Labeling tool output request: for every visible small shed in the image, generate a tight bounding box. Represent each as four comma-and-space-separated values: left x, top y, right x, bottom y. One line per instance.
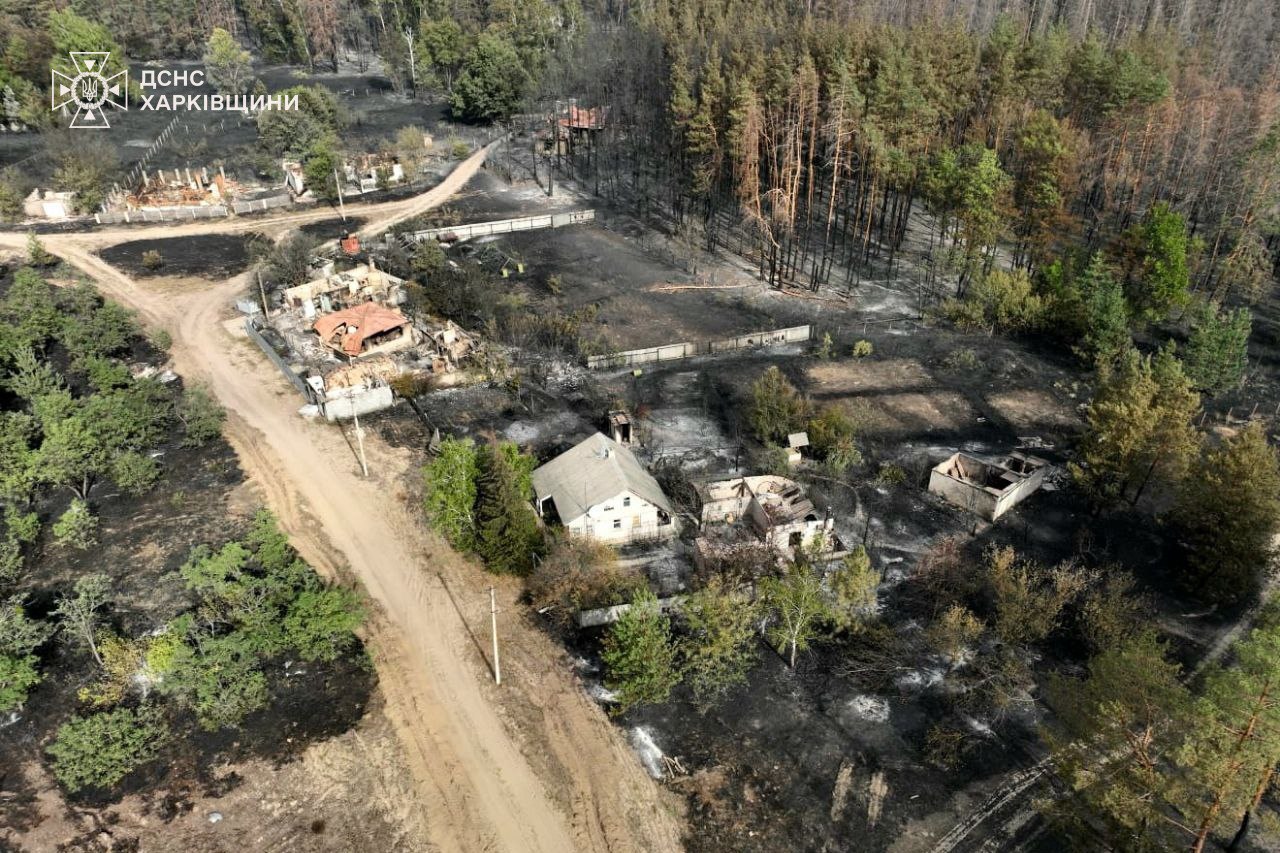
786, 431, 810, 466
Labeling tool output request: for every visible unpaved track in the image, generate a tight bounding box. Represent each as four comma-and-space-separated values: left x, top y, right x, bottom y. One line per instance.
0, 145, 682, 853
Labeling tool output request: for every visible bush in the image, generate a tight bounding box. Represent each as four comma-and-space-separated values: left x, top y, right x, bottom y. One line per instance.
149, 328, 173, 352
46, 705, 170, 792
926, 604, 984, 662
112, 451, 161, 496
283, 588, 364, 662
389, 372, 433, 398
450, 140, 471, 160
924, 723, 971, 770
749, 366, 810, 443
176, 385, 225, 447
943, 269, 1044, 333
53, 499, 98, 549
4, 508, 39, 545
942, 348, 980, 371
807, 405, 861, 474
874, 462, 908, 487
528, 536, 640, 629
141, 250, 164, 270
852, 339, 873, 358
26, 233, 55, 267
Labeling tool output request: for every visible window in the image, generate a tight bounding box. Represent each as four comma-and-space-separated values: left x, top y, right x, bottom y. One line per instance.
623, 496, 631, 507
613, 519, 622, 529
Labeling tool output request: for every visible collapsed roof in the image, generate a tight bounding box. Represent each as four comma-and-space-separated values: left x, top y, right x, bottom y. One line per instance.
313, 303, 411, 356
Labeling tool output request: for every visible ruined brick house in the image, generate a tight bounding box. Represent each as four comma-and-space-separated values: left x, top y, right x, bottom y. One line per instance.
927, 451, 1049, 521
695, 475, 839, 569
284, 262, 406, 319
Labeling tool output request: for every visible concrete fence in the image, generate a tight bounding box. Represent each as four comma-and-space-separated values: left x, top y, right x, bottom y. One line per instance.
587, 324, 812, 370
96, 204, 228, 224
231, 194, 292, 215
243, 318, 318, 404
400, 209, 596, 244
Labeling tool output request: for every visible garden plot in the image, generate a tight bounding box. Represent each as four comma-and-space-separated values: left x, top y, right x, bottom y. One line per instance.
983, 388, 1083, 439
807, 359, 981, 439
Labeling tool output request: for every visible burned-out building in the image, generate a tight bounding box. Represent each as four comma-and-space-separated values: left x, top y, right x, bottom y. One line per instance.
927, 451, 1049, 521
22, 189, 77, 220
313, 302, 416, 359
284, 262, 406, 319
532, 433, 675, 544
695, 474, 842, 569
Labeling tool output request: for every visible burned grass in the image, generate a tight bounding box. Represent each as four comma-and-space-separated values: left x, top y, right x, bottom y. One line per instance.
100, 235, 253, 279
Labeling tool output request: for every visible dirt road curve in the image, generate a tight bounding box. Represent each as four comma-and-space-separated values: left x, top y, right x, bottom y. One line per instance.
0, 146, 683, 853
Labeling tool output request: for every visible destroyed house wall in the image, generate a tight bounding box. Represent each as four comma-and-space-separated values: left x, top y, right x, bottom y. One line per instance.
927, 452, 1049, 521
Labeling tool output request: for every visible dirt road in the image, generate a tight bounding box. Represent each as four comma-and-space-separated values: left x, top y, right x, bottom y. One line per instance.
0, 146, 683, 853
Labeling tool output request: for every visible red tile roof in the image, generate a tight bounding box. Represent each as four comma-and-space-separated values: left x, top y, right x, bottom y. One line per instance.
313, 303, 410, 356
558, 105, 607, 130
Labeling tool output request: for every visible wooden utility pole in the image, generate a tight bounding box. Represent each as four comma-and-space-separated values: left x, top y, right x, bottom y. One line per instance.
548, 100, 557, 198
352, 406, 368, 477
490, 587, 501, 685
256, 269, 270, 321
333, 168, 347, 221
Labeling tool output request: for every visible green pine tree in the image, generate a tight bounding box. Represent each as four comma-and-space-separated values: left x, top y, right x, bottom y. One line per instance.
603, 587, 679, 713
1184, 302, 1251, 395
473, 442, 542, 575
1171, 423, 1280, 605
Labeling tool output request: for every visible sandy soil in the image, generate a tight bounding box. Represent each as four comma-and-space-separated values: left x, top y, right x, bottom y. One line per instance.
0, 144, 683, 852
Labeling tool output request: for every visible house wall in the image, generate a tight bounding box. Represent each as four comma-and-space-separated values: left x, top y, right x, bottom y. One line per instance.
990, 464, 1048, 519
563, 489, 672, 544
322, 384, 394, 421
928, 468, 1000, 520
358, 326, 416, 358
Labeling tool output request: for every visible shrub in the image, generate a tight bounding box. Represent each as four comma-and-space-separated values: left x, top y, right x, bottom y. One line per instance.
4, 508, 39, 545
149, 329, 173, 352
926, 604, 984, 662
283, 588, 364, 662
874, 463, 908, 487
942, 348, 980, 371
141, 250, 164, 270
528, 536, 640, 629
176, 385, 225, 447
924, 723, 971, 770
943, 269, 1044, 334
807, 405, 861, 474
389, 372, 433, 398
450, 139, 470, 160
112, 451, 161, 496
53, 499, 98, 549
47, 705, 170, 792
749, 366, 810, 443
26, 233, 55, 267
852, 339, 873, 358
